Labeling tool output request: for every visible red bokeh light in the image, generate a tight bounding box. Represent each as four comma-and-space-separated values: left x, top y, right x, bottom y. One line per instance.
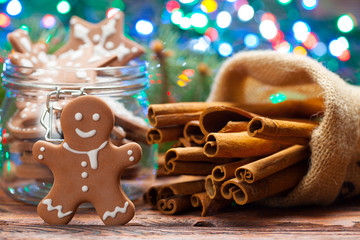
261, 13, 276, 23
303, 32, 318, 49
0, 13, 11, 28
338, 49, 350, 61
166, 1, 180, 13
205, 27, 219, 42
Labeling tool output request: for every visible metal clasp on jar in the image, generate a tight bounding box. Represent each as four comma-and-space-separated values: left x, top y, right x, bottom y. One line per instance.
41, 87, 87, 142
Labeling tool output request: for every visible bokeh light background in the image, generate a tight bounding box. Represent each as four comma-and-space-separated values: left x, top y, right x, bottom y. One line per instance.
0, 0, 360, 83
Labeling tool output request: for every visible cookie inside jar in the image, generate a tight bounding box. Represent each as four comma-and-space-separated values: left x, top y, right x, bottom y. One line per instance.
0, 11, 155, 205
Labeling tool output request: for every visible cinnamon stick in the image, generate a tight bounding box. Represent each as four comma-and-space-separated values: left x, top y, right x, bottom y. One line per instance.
184, 120, 205, 145
165, 147, 234, 165
157, 195, 192, 215
191, 192, 232, 216
211, 158, 257, 182
238, 98, 324, 119
219, 121, 249, 133
146, 126, 183, 144
158, 179, 206, 200
205, 175, 223, 200
148, 102, 236, 127
235, 145, 310, 183
144, 185, 161, 209
204, 132, 289, 158
172, 137, 198, 148
165, 162, 219, 176
199, 106, 258, 136
164, 147, 234, 175
221, 162, 307, 205
247, 117, 318, 145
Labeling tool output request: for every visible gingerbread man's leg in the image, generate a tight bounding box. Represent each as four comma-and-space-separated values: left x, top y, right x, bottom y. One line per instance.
92, 190, 135, 226
37, 189, 80, 225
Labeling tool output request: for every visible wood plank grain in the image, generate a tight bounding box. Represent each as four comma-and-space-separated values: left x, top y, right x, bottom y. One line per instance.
1, 188, 360, 239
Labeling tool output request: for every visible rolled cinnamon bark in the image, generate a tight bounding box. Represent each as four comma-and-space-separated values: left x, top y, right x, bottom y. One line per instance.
219, 121, 249, 133
157, 195, 192, 215
158, 179, 206, 199
164, 147, 234, 175
205, 175, 223, 199
191, 192, 232, 216
184, 120, 205, 145
247, 117, 318, 145
199, 106, 258, 136
235, 145, 310, 183
172, 137, 198, 148
144, 185, 161, 209
165, 162, 219, 176
125, 129, 148, 144
238, 98, 324, 119
146, 126, 184, 144
204, 132, 289, 158
148, 102, 235, 127
165, 147, 234, 165
221, 162, 307, 205
211, 158, 257, 182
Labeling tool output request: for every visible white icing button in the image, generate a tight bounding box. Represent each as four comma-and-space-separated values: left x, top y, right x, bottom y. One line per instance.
92, 113, 100, 121
105, 41, 114, 49
81, 172, 88, 178
127, 150, 133, 155
82, 185, 89, 192
92, 34, 100, 42
131, 47, 138, 53
129, 156, 134, 161
40, 147, 45, 152
38, 154, 44, 160
81, 161, 87, 167
75, 112, 82, 121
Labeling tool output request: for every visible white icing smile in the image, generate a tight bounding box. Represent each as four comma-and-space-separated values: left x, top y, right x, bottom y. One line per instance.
75, 128, 96, 138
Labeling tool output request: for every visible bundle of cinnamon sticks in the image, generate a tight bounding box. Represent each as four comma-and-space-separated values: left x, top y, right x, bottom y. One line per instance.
144, 102, 320, 216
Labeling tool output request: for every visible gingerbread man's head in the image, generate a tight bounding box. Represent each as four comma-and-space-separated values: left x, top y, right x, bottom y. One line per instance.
61, 95, 114, 151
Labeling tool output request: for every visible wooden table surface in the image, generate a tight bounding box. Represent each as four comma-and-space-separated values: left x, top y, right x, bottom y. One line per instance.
1, 188, 360, 239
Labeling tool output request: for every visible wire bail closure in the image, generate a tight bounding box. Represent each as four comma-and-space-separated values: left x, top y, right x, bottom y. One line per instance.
40, 87, 87, 142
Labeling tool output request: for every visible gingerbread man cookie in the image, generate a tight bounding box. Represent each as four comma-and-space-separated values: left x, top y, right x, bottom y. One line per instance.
33, 95, 142, 225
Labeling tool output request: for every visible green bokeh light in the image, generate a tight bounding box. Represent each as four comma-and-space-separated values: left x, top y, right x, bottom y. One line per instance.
270, 92, 287, 104
277, 0, 292, 5
20, 24, 29, 31
57, 0, 71, 14
111, 0, 125, 11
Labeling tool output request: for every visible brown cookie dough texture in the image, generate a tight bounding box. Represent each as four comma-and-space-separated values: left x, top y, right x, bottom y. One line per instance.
33, 95, 142, 225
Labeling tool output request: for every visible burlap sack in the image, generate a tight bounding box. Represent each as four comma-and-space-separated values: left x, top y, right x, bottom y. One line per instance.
207, 50, 360, 206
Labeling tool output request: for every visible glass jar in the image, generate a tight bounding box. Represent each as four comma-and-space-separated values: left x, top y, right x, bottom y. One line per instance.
0, 61, 156, 205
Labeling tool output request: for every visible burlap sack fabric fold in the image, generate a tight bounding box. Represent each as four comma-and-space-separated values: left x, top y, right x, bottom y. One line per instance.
207, 50, 360, 206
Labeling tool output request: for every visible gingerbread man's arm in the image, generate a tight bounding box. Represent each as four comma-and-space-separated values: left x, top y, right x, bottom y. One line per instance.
32, 141, 62, 168
115, 142, 142, 170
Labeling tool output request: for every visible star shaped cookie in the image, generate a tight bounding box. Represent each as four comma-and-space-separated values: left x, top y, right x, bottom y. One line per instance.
7, 29, 48, 68
55, 11, 145, 66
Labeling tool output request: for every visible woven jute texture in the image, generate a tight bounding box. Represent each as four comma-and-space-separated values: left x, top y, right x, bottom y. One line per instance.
208, 50, 360, 206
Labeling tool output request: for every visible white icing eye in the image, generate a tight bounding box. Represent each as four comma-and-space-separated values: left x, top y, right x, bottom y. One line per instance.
75, 113, 82, 121
92, 113, 100, 121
